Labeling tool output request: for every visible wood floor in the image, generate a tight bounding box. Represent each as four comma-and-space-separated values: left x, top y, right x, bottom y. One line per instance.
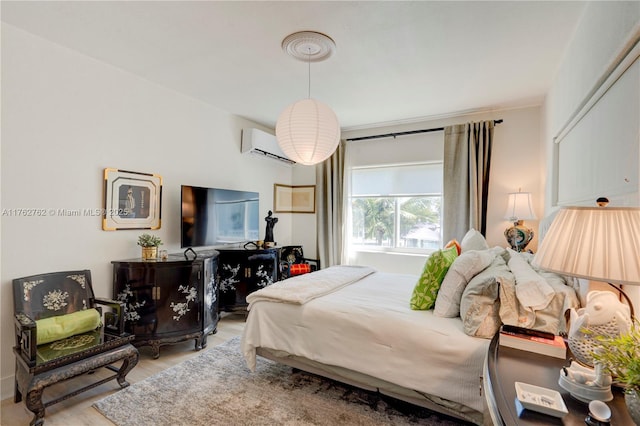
1, 313, 246, 426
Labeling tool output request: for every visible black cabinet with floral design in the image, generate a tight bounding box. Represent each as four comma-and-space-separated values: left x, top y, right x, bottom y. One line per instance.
112, 251, 219, 358
217, 247, 279, 313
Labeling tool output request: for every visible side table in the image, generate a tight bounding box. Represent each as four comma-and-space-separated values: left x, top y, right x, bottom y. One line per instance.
483, 332, 634, 425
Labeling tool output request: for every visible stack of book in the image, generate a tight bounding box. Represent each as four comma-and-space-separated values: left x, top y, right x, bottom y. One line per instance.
499, 325, 567, 359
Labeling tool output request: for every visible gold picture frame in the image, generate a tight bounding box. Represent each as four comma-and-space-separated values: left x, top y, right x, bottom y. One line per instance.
103, 168, 162, 230
274, 184, 316, 214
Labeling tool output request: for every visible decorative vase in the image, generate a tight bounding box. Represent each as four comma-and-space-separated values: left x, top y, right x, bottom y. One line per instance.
504, 220, 534, 252
625, 390, 640, 425
141, 246, 157, 260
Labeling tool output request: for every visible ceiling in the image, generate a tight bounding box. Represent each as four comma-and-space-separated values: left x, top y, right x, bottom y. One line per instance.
1, 1, 586, 130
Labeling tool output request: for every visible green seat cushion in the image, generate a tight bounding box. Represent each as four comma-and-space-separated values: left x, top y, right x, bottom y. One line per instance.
36, 330, 102, 364
410, 245, 458, 310
36, 308, 102, 345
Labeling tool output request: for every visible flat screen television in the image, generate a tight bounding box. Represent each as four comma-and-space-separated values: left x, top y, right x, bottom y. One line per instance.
181, 185, 260, 248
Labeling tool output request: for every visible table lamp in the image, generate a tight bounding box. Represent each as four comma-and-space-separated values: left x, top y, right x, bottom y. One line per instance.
504, 190, 537, 252
533, 204, 640, 402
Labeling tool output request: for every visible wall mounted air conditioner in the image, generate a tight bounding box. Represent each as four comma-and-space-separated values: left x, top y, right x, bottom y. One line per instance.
241, 128, 295, 165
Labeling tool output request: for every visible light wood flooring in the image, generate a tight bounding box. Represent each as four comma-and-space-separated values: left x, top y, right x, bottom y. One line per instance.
1, 313, 246, 426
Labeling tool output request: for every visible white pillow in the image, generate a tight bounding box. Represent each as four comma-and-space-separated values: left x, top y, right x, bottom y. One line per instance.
434, 249, 495, 317
460, 229, 489, 252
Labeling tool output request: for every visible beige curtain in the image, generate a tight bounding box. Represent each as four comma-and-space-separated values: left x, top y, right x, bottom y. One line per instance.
315, 140, 346, 267
442, 121, 494, 242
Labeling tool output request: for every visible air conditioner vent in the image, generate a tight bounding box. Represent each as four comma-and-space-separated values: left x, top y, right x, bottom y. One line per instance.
241, 128, 295, 165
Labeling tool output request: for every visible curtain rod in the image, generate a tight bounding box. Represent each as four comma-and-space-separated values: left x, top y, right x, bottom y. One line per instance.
346, 119, 503, 142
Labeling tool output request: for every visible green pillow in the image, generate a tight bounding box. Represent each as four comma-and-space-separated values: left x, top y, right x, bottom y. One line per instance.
410, 246, 458, 310
36, 308, 102, 345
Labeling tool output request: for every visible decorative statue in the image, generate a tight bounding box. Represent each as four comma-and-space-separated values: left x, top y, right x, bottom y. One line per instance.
568, 290, 632, 366
559, 290, 631, 402
264, 210, 278, 243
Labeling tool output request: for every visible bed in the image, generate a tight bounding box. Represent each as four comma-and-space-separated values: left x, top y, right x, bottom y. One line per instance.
241, 232, 580, 425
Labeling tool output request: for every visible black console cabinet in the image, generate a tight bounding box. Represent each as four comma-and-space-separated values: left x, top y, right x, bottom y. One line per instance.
217, 247, 279, 312
112, 251, 219, 358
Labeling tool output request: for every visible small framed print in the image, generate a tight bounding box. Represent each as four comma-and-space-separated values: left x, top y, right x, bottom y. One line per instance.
103, 168, 162, 230
274, 184, 316, 214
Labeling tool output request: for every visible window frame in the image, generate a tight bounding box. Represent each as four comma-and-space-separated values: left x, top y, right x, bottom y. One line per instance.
347, 161, 443, 255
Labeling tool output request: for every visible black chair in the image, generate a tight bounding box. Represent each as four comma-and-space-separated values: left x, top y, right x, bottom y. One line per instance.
13, 270, 139, 426
279, 245, 320, 279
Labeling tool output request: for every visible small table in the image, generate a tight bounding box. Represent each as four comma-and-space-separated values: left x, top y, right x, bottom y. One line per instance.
483, 333, 634, 425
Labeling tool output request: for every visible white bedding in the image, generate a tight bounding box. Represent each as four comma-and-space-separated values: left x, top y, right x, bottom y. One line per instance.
241, 270, 490, 414
246, 265, 376, 305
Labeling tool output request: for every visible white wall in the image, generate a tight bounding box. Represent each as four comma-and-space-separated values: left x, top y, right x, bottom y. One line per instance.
542, 3, 640, 312
0, 25, 294, 399
294, 106, 544, 274
543, 2, 640, 213
290, 165, 317, 259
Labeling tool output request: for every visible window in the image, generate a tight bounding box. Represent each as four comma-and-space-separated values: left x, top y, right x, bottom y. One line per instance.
348, 163, 443, 253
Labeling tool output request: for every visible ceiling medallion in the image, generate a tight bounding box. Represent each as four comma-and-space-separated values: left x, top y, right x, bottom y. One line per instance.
281, 31, 336, 63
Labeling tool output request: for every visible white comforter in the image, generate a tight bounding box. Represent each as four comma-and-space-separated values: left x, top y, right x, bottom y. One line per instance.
241, 268, 490, 413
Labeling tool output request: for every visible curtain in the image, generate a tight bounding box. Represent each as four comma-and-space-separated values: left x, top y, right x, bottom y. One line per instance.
442, 121, 494, 242
315, 140, 347, 267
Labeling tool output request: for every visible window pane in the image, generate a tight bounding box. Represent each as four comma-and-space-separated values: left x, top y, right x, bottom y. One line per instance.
399, 196, 441, 249
351, 197, 395, 247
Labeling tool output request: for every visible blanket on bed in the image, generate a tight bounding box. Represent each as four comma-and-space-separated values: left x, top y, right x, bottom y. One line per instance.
246, 265, 376, 306
508, 248, 555, 310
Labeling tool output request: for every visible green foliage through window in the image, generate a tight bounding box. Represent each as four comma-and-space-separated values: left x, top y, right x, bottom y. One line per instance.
350, 196, 441, 250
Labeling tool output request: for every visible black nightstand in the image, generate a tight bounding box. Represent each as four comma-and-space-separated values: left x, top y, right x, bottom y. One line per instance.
483, 333, 634, 425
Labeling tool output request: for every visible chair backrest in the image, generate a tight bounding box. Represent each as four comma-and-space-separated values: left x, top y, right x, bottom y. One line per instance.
281, 246, 305, 264
13, 270, 95, 320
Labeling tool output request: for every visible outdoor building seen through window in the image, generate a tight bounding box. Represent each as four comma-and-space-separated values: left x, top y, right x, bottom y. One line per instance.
348, 163, 443, 252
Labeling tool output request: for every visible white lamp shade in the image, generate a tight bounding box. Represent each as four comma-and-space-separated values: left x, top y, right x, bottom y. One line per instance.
504, 192, 537, 221
275, 98, 340, 166
533, 206, 640, 286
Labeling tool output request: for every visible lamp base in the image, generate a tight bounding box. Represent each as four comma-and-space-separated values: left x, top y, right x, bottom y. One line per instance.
558, 361, 613, 403
504, 220, 534, 252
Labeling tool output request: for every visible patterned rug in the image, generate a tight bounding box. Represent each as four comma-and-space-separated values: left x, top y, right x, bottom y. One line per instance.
93, 336, 471, 425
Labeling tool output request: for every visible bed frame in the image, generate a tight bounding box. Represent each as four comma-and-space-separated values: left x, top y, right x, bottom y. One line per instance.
256, 347, 486, 425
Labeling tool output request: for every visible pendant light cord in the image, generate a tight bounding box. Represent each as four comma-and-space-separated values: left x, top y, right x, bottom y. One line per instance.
307, 48, 311, 99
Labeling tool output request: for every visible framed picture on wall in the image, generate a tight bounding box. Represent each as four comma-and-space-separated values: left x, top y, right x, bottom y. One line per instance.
103, 168, 162, 230
274, 184, 316, 213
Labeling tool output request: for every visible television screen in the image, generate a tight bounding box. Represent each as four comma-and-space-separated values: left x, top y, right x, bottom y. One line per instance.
181, 185, 259, 248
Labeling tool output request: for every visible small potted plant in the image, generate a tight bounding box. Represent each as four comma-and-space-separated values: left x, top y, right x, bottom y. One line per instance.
592, 321, 640, 423
137, 233, 163, 260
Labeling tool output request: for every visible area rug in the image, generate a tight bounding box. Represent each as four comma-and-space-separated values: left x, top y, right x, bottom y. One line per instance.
93, 336, 470, 425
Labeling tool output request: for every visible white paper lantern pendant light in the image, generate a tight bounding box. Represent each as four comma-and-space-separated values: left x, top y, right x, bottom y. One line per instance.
276, 31, 341, 166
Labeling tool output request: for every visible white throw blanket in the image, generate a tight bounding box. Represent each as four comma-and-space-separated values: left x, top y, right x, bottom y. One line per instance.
246, 265, 376, 307
508, 249, 554, 311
